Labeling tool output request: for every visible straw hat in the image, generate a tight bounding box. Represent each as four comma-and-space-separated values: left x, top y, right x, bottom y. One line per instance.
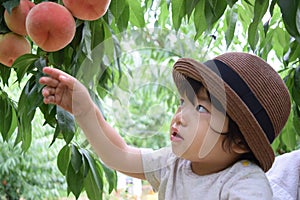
172, 52, 291, 172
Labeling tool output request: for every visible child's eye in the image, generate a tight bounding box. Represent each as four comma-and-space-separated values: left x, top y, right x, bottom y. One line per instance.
180, 99, 185, 106
196, 105, 208, 113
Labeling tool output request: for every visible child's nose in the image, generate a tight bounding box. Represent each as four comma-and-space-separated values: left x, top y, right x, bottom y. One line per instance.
173, 107, 186, 126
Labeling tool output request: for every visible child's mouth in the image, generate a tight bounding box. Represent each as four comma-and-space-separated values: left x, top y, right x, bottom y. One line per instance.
171, 131, 184, 142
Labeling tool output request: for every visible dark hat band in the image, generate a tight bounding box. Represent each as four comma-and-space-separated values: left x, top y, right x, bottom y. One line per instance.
204, 59, 275, 143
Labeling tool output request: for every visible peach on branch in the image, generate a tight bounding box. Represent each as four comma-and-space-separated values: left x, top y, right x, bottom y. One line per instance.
0, 32, 31, 67
25, 2, 76, 52
62, 0, 111, 21
4, 0, 35, 36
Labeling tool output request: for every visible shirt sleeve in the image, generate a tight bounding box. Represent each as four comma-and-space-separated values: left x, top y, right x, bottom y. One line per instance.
141, 147, 173, 192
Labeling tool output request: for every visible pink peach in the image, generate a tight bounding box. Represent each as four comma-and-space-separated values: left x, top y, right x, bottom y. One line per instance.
63, 0, 111, 21
0, 32, 31, 67
26, 2, 76, 52
4, 0, 35, 36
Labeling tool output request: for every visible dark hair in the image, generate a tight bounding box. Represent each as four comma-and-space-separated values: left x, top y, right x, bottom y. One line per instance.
177, 76, 259, 165
225, 117, 259, 165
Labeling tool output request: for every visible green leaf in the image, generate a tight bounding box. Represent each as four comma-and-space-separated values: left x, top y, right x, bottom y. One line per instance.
253, 0, 269, 21
271, 135, 280, 153
67, 163, 84, 199
57, 145, 71, 175
102, 164, 117, 194
292, 85, 300, 109
157, 0, 169, 27
48, 49, 65, 66
18, 76, 43, 115
294, 65, 300, 90
50, 124, 61, 147
81, 149, 103, 191
17, 76, 42, 151
90, 19, 105, 50
270, 0, 278, 16
186, 0, 200, 19
56, 106, 75, 144
296, 3, 300, 39
12, 54, 39, 83
2, 0, 20, 14
0, 65, 11, 86
172, 0, 186, 31
278, 0, 300, 40
84, 170, 103, 200
292, 103, 300, 136
71, 144, 83, 174
226, 0, 238, 7
284, 40, 300, 65
18, 109, 35, 151
248, 0, 269, 50
194, 0, 207, 40
81, 151, 90, 178
14, 125, 22, 146
205, 0, 227, 30
213, 0, 228, 18
82, 22, 93, 60
70, 22, 84, 50
109, 0, 126, 22
281, 111, 297, 150
292, 66, 300, 106
272, 27, 290, 60
103, 20, 115, 63
118, 2, 130, 32
5, 101, 17, 141
248, 21, 259, 51
129, 0, 145, 28
39, 103, 56, 127
283, 69, 294, 95
0, 92, 12, 140
225, 6, 238, 48
109, 0, 129, 32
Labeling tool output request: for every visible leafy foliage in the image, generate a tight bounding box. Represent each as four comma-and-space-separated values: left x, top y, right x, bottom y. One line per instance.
1, 0, 300, 198
0, 128, 65, 199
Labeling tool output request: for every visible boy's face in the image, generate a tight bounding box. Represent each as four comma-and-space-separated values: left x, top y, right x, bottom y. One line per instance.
170, 87, 234, 164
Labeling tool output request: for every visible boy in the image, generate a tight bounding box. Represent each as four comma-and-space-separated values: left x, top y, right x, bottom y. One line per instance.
40, 52, 290, 199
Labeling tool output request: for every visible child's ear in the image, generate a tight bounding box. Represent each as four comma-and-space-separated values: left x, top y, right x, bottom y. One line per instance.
231, 141, 250, 154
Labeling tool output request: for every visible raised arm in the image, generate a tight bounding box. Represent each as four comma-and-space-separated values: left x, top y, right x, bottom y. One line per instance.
39, 67, 145, 179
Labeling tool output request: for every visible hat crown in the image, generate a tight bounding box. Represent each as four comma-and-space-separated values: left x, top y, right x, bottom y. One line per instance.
214, 52, 291, 138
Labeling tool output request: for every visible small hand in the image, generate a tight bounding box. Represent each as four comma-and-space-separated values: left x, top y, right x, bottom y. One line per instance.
39, 67, 76, 113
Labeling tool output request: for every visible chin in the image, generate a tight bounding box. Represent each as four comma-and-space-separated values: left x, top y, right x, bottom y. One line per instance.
171, 145, 193, 160
171, 144, 184, 157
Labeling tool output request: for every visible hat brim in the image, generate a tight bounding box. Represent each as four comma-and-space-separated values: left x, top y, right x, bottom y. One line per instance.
173, 58, 274, 172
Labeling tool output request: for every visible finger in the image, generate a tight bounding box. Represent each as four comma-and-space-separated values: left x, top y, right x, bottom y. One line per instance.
39, 76, 60, 87
42, 67, 70, 79
42, 89, 63, 105
58, 75, 76, 90
43, 95, 56, 104
42, 86, 56, 97
42, 67, 76, 90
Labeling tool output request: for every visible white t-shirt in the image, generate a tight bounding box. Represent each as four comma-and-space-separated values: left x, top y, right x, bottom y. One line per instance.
142, 147, 272, 200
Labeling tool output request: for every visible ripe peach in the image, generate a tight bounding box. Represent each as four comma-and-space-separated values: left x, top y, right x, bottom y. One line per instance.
4, 0, 35, 36
62, 0, 111, 21
25, 2, 76, 52
0, 32, 31, 67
